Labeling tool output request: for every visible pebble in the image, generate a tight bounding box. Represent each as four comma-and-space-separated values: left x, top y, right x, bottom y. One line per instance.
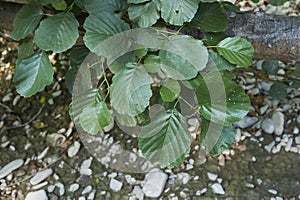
177, 172, 191, 185
272, 111, 285, 135
69, 183, 80, 192
25, 189, 48, 200
82, 185, 92, 194
87, 190, 96, 200
285, 138, 293, 152
30, 169, 53, 185
264, 141, 275, 153
207, 172, 218, 181
55, 182, 65, 196
132, 186, 144, 200
37, 147, 49, 160
142, 169, 168, 198
293, 127, 299, 134
67, 141, 81, 158
235, 117, 258, 128
261, 118, 275, 134
109, 178, 123, 192
211, 183, 225, 195
296, 116, 300, 124
31, 181, 48, 190
268, 189, 278, 195
295, 136, 300, 144
0, 159, 24, 179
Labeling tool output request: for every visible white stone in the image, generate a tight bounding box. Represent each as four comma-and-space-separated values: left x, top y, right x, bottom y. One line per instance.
82, 185, 92, 194
55, 182, 65, 196
69, 183, 80, 192
207, 172, 218, 181
285, 138, 293, 152
293, 127, 299, 134
235, 117, 258, 129
87, 190, 96, 200
211, 183, 225, 195
25, 189, 48, 200
30, 169, 53, 185
296, 116, 300, 124
264, 141, 275, 153
80, 168, 92, 176
261, 118, 275, 134
132, 186, 144, 200
109, 178, 123, 192
67, 141, 81, 158
268, 189, 278, 195
0, 159, 24, 179
142, 169, 168, 198
47, 185, 55, 193
260, 105, 269, 115
295, 136, 300, 144
177, 173, 191, 185
272, 111, 284, 136
31, 181, 49, 190
37, 147, 49, 160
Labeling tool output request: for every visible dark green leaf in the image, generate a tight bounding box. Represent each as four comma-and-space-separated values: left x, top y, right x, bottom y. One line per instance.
269, 83, 287, 100
204, 32, 226, 46
160, 79, 181, 102
205, 50, 236, 72
52, 0, 67, 10
159, 35, 208, 80
83, 12, 130, 54
269, 0, 291, 6
34, 12, 79, 53
13, 52, 54, 97
138, 109, 192, 168
83, 0, 128, 15
189, 2, 228, 32
16, 39, 35, 65
128, 0, 150, 3
38, 0, 60, 4
128, 0, 160, 27
216, 37, 254, 67
160, 0, 200, 25
109, 51, 136, 74
200, 117, 236, 155
292, 64, 300, 77
144, 54, 161, 73
189, 73, 250, 126
11, 1, 44, 41
262, 60, 279, 75
110, 62, 153, 116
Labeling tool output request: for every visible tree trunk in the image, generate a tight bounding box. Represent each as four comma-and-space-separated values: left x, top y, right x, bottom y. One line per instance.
0, 1, 299, 63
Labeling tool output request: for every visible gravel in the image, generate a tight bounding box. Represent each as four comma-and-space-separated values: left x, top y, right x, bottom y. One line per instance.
25, 190, 48, 200
142, 169, 168, 198
109, 178, 123, 192
0, 159, 24, 179
211, 183, 225, 195
30, 169, 53, 185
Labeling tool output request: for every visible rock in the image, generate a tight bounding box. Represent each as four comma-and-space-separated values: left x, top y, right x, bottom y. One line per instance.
109, 178, 123, 192
293, 127, 299, 134
285, 138, 293, 152
132, 186, 144, 200
87, 190, 96, 200
55, 182, 65, 196
295, 136, 300, 145
268, 189, 278, 195
69, 183, 80, 192
235, 117, 258, 129
82, 185, 92, 194
211, 183, 225, 195
142, 169, 168, 198
25, 189, 48, 200
30, 169, 53, 185
260, 105, 269, 115
67, 141, 81, 158
207, 172, 218, 181
37, 147, 49, 160
261, 118, 275, 134
272, 111, 284, 136
264, 141, 275, 153
297, 116, 300, 124
177, 173, 191, 185
0, 159, 24, 179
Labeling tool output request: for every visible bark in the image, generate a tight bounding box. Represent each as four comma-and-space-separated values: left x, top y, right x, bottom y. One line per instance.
0, 1, 299, 63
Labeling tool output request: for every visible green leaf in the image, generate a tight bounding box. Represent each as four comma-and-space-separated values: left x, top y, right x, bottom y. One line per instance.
204, 32, 226, 46
160, 0, 200, 25
128, 0, 150, 3
16, 39, 35, 65
109, 51, 136, 74
13, 52, 54, 97
138, 109, 192, 168
110, 62, 153, 116
159, 35, 208, 80
65, 46, 90, 94
79, 89, 111, 135
221, 1, 239, 12
189, 2, 228, 32
144, 54, 161, 73
83, 12, 130, 54
269, 0, 291, 6
200, 118, 236, 155
38, 0, 60, 4
128, 0, 160, 27
262, 60, 279, 75
83, 0, 128, 15
269, 83, 287, 100
52, 0, 67, 10
189, 73, 250, 126
292, 64, 300, 77
205, 50, 236, 72
34, 12, 79, 53
160, 79, 181, 102
200, 0, 216, 2
216, 37, 254, 67
70, 89, 97, 122
114, 110, 147, 127
11, 1, 44, 41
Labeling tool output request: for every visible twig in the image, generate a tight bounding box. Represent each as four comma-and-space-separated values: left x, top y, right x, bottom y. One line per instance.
5, 104, 45, 130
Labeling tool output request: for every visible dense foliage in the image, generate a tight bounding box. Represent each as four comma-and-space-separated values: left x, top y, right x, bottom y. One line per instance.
11, 0, 292, 168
